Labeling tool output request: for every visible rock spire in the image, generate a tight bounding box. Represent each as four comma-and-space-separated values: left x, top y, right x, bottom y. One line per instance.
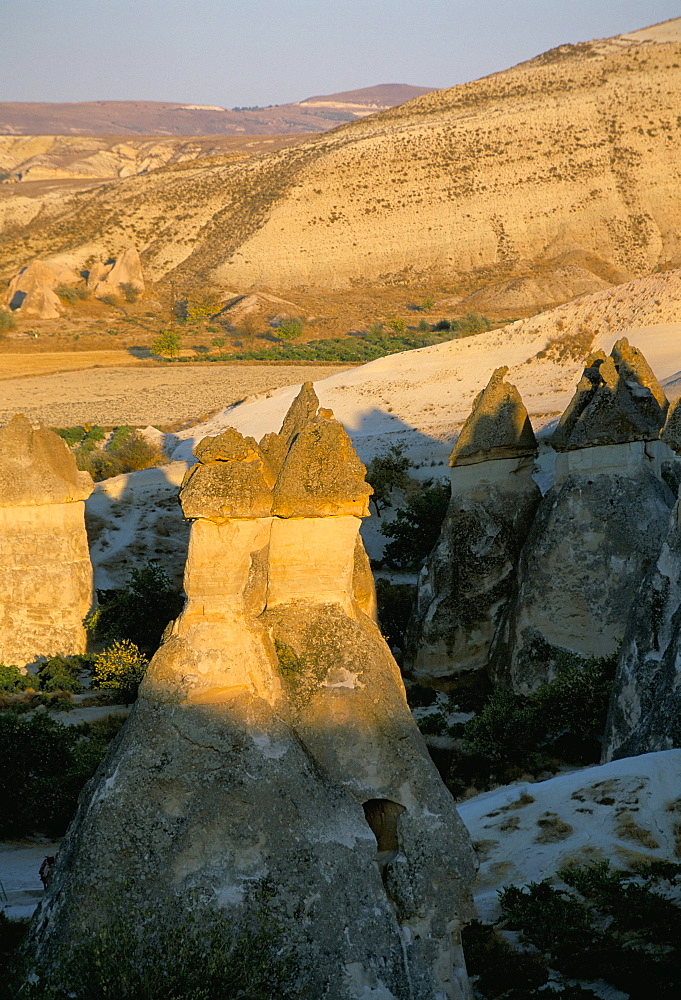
405, 368, 541, 687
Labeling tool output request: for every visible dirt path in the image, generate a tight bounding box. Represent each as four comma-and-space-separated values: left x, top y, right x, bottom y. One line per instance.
0, 361, 353, 427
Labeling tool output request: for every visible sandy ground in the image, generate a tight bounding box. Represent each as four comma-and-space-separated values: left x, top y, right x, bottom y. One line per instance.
0, 350, 145, 380
0, 361, 352, 427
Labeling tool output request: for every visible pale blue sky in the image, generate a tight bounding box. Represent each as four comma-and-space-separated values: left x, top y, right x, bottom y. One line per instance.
3, 1, 680, 107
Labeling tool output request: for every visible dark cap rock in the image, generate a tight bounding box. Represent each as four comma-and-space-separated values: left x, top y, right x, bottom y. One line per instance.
181, 429, 275, 519
450, 366, 537, 467
272, 413, 372, 517
552, 342, 668, 452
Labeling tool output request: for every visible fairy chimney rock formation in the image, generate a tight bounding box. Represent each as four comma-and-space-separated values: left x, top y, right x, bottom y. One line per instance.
0, 415, 94, 666
4, 259, 81, 320
26, 385, 475, 1000
405, 369, 541, 687
494, 341, 674, 693
90, 247, 145, 300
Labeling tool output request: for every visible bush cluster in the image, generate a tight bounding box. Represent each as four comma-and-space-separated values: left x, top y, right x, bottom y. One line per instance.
375, 579, 416, 651
55, 283, 88, 304
0, 308, 16, 332
366, 444, 415, 515
85, 562, 183, 657
446, 654, 617, 792
0, 713, 123, 838
60, 424, 165, 481
380, 480, 451, 570
92, 640, 148, 704
11, 896, 294, 1000
494, 862, 681, 999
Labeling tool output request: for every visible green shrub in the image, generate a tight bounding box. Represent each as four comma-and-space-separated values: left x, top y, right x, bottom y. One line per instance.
210, 336, 226, 348
92, 640, 148, 704
55, 426, 87, 446
0, 713, 116, 837
276, 318, 304, 341
36, 655, 90, 693
375, 579, 416, 650
0, 308, 16, 332
380, 480, 451, 569
55, 283, 88, 304
417, 318, 430, 332
150, 330, 181, 358
0, 913, 29, 991
499, 864, 681, 996
119, 282, 139, 303
98, 293, 118, 307
420, 296, 434, 311
15, 896, 294, 1000
455, 654, 617, 786
386, 317, 407, 335
85, 562, 183, 656
452, 311, 491, 336
433, 318, 451, 331
0, 664, 32, 693
462, 920, 548, 998
366, 444, 415, 515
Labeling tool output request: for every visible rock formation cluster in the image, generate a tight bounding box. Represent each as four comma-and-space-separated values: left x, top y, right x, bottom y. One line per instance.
0, 415, 94, 666
27, 385, 475, 1000
407, 339, 681, 735
3, 248, 144, 319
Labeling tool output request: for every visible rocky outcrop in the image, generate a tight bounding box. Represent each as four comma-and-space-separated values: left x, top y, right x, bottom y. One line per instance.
26, 386, 475, 1000
0, 415, 94, 666
603, 489, 681, 760
405, 368, 541, 687
88, 247, 144, 299
3, 259, 81, 319
494, 342, 673, 693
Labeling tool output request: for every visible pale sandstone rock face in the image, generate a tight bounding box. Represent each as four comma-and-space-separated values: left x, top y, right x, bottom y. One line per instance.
27, 386, 474, 1000
0, 416, 94, 665
603, 493, 681, 761
91, 247, 145, 299
0, 415, 92, 505
406, 371, 540, 687
4, 259, 81, 319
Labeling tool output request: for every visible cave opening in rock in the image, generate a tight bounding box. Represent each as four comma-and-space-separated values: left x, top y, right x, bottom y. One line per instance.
362, 798, 405, 866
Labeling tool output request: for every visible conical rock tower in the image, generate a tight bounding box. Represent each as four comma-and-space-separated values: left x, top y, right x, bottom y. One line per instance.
494, 341, 673, 693
405, 368, 541, 687
25, 386, 475, 1000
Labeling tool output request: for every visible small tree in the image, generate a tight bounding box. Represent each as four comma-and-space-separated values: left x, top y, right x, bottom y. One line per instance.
366, 445, 414, 515
276, 318, 304, 341
93, 640, 148, 704
151, 329, 182, 359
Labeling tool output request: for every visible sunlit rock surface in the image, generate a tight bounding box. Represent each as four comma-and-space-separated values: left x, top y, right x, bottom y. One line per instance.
0, 415, 94, 666
26, 386, 475, 1000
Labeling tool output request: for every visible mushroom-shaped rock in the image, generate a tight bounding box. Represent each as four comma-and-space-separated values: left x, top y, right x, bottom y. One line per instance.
449, 366, 537, 467
406, 371, 540, 687
180, 428, 275, 519
0, 416, 94, 667
0, 415, 93, 506
552, 342, 667, 451
4, 259, 81, 311
272, 413, 373, 517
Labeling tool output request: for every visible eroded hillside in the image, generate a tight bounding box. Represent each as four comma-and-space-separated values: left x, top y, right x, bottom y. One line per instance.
2, 21, 681, 313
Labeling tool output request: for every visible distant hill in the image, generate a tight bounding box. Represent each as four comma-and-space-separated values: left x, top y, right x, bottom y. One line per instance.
2, 19, 681, 318
0, 85, 434, 136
